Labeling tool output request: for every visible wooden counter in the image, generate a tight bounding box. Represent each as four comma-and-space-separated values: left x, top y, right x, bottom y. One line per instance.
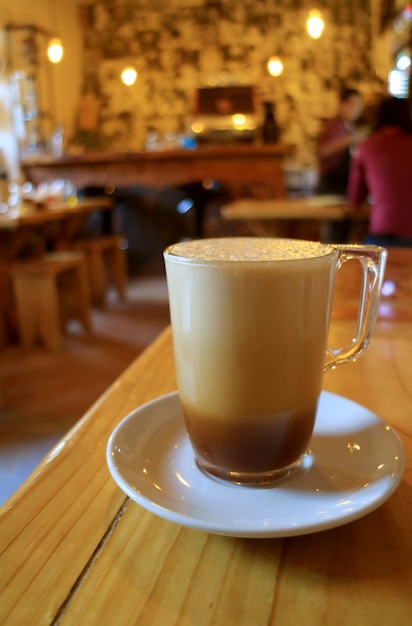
20, 145, 294, 239
1, 247, 411, 625
20, 144, 293, 195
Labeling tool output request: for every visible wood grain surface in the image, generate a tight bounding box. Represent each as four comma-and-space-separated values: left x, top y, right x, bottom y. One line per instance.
1, 248, 411, 626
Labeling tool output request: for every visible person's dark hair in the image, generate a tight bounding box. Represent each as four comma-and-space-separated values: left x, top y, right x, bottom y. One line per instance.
339, 86, 360, 102
373, 96, 412, 133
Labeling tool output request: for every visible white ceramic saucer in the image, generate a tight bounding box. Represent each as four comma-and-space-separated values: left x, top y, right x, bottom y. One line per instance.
106, 391, 405, 538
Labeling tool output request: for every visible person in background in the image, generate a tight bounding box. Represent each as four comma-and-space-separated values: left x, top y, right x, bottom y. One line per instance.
347, 95, 412, 247
317, 86, 369, 242
317, 86, 368, 195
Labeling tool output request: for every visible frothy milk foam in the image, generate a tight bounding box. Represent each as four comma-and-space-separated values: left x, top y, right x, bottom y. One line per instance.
165, 238, 337, 481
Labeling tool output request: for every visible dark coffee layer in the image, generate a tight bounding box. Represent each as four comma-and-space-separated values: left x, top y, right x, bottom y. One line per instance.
182, 401, 317, 473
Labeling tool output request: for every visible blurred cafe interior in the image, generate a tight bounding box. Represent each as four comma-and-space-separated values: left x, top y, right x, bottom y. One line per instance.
1, 1, 412, 624
0, 0, 411, 496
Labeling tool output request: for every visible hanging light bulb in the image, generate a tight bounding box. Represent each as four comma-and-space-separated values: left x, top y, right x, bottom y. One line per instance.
47, 38, 63, 63
307, 9, 325, 39
267, 56, 283, 77
397, 54, 411, 70
121, 66, 138, 86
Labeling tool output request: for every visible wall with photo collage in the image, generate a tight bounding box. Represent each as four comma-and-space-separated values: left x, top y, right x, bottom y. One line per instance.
76, 0, 380, 166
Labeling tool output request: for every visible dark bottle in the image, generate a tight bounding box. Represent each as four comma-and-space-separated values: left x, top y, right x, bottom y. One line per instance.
262, 101, 280, 144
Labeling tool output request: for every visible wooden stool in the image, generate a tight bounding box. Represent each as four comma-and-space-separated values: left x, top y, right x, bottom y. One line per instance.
74, 235, 128, 308
10, 251, 92, 349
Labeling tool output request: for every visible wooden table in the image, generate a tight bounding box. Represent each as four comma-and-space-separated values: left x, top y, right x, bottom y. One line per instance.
0, 196, 114, 345
1, 247, 412, 625
221, 195, 370, 240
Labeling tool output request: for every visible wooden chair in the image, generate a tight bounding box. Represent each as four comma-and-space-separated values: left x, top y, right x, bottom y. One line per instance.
73, 235, 128, 308
10, 251, 92, 349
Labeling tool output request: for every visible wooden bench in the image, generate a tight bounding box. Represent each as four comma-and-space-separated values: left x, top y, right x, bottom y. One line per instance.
74, 235, 128, 308
10, 251, 92, 349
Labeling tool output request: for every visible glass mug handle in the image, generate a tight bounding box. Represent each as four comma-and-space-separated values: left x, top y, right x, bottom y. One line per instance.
324, 245, 387, 372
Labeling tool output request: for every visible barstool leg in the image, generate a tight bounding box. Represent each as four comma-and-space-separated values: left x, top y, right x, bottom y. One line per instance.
13, 275, 39, 348
87, 249, 107, 308
36, 275, 62, 349
14, 274, 62, 349
74, 264, 93, 334
109, 245, 127, 301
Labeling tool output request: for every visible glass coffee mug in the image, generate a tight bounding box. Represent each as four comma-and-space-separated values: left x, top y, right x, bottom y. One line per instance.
164, 238, 387, 486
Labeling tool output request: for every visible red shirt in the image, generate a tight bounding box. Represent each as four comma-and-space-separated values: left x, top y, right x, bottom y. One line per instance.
348, 127, 412, 238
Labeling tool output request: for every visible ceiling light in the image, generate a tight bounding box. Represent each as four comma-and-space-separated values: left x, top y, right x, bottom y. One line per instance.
47, 38, 63, 63
267, 56, 283, 77
307, 10, 325, 39
121, 66, 138, 86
